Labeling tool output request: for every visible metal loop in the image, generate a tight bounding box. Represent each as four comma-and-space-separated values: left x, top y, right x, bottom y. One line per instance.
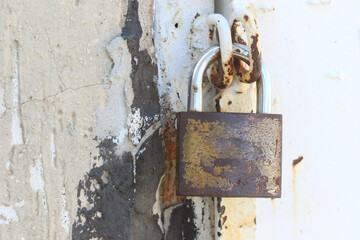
206, 14, 234, 90
188, 43, 270, 113
230, 9, 262, 83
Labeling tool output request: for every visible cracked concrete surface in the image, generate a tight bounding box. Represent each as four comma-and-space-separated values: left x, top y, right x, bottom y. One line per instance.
0, 0, 123, 239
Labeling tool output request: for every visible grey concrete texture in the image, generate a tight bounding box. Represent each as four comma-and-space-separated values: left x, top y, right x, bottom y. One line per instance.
1, 0, 160, 239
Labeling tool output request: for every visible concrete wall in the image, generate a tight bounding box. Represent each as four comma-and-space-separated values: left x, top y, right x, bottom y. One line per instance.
0, 0, 359, 239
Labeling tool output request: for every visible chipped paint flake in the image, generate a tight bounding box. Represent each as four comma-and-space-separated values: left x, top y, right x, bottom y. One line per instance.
30, 158, 48, 214
153, 174, 165, 234
61, 187, 70, 233
0, 205, 19, 225
127, 107, 143, 146
137, 147, 146, 156
30, 159, 45, 192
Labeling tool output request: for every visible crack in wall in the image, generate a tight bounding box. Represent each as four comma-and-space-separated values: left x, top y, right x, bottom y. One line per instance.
45, 30, 66, 88
2, 82, 103, 112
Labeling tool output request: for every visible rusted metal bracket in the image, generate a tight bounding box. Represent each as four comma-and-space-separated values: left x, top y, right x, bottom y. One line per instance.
230, 9, 262, 83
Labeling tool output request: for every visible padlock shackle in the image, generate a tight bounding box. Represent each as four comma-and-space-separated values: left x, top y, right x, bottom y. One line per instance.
188, 43, 271, 113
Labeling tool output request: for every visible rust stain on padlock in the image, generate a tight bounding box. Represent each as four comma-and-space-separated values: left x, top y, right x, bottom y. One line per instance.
177, 112, 282, 197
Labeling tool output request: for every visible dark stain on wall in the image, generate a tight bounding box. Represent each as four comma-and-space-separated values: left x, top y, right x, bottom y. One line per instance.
72, 132, 165, 239
122, 0, 160, 138
72, 138, 135, 239
165, 199, 198, 240
130, 130, 164, 239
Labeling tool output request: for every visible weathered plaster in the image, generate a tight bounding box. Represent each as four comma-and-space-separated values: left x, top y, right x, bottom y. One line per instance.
0, 0, 123, 239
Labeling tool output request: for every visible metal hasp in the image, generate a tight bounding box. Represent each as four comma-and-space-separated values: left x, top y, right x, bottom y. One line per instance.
177, 43, 282, 198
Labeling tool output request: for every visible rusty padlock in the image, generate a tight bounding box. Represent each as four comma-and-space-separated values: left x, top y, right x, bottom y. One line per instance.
177, 43, 282, 198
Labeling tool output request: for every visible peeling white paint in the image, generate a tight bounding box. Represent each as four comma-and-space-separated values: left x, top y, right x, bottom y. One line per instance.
127, 107, 143, 146
11, 51, 23, 146
0, 205, 19, 225
61, 188, 69, 233
153, 174, 165, 234
30, 158, 48, 214
30, 159, 45, 192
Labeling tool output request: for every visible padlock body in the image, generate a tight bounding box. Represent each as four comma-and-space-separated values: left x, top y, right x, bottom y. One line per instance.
177, 112, 282, 197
